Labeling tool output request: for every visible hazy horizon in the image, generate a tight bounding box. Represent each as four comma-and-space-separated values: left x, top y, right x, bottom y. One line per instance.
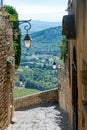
5, 0, 68, 22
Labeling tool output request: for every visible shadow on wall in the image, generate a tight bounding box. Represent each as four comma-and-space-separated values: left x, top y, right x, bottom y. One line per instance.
54, 105, 72, 130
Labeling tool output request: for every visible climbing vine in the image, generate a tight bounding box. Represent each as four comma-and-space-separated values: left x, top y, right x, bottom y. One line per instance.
4, 5, 21, 69
60, 37, 68, 63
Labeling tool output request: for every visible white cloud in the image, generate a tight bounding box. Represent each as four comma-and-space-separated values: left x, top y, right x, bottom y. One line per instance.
16, 6, 64, 14
4, 0, 67, 22
15, 5, 67, 22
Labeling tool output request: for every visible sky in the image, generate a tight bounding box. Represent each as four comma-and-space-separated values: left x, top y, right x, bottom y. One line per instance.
4, 0, 68, 22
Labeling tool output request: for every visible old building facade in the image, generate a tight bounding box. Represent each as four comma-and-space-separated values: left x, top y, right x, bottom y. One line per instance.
59, 0, 87, 130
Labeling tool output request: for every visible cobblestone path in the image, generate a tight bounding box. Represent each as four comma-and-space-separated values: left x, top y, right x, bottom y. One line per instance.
6, 103, 71, 130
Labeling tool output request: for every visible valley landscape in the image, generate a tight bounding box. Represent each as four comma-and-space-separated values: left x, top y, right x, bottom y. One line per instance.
15, 21, 62, 98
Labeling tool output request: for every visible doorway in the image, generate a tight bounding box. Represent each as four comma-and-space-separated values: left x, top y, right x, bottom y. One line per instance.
72, 46, 78, 130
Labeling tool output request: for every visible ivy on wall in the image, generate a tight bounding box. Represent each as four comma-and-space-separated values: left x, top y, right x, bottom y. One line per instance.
60, 37, 68, 63
4, 5, 21, 69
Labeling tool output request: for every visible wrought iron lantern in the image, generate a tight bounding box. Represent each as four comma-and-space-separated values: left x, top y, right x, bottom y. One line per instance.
19, 20, 32, 49
52, 61, 57, 69
52, 55, 62, 70
52, 55, 57, 69
24, 34, 32, 48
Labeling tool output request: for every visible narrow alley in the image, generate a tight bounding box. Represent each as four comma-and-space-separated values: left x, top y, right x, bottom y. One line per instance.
6, 103, 71, 130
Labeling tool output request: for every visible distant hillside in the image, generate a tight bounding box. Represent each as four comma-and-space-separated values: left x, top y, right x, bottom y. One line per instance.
18, 26, 62, 91
21, 26, 62, 55
20, 20, 61, 34
31, 26, 62, 44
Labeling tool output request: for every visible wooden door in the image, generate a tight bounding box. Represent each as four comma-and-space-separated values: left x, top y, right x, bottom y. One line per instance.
72, 47, 78, 130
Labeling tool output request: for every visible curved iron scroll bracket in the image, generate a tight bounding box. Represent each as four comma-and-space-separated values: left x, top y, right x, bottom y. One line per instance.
18, 19, 31, 33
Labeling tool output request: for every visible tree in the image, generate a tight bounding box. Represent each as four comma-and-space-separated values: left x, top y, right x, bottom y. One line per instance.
4, 5, 21, 68
60, 37, 68, 62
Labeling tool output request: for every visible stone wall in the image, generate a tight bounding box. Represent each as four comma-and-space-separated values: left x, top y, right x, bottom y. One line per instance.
71, 0, 87, 130
58, 62, 73, 126
76, 1, 87, 129
0, 8, 15, 130
59, 0, 87, 130
14, 88, 58, 110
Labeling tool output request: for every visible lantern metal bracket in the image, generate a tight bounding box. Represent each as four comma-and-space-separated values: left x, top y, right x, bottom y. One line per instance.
10, 19, 32, 48
10, 19, 31, 34
18, 19, 31, 34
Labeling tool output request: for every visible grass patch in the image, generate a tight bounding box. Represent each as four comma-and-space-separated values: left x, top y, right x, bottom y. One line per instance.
14, 87, 40, 99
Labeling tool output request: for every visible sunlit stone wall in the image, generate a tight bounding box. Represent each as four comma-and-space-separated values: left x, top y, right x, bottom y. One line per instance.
0, 8, 15, 130
14, 88, 58, 110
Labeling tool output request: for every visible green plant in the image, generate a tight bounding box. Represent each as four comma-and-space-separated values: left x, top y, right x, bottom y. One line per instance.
60, 37, 68, 62
4, 5, 21, 69
14, 87, 40, 98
